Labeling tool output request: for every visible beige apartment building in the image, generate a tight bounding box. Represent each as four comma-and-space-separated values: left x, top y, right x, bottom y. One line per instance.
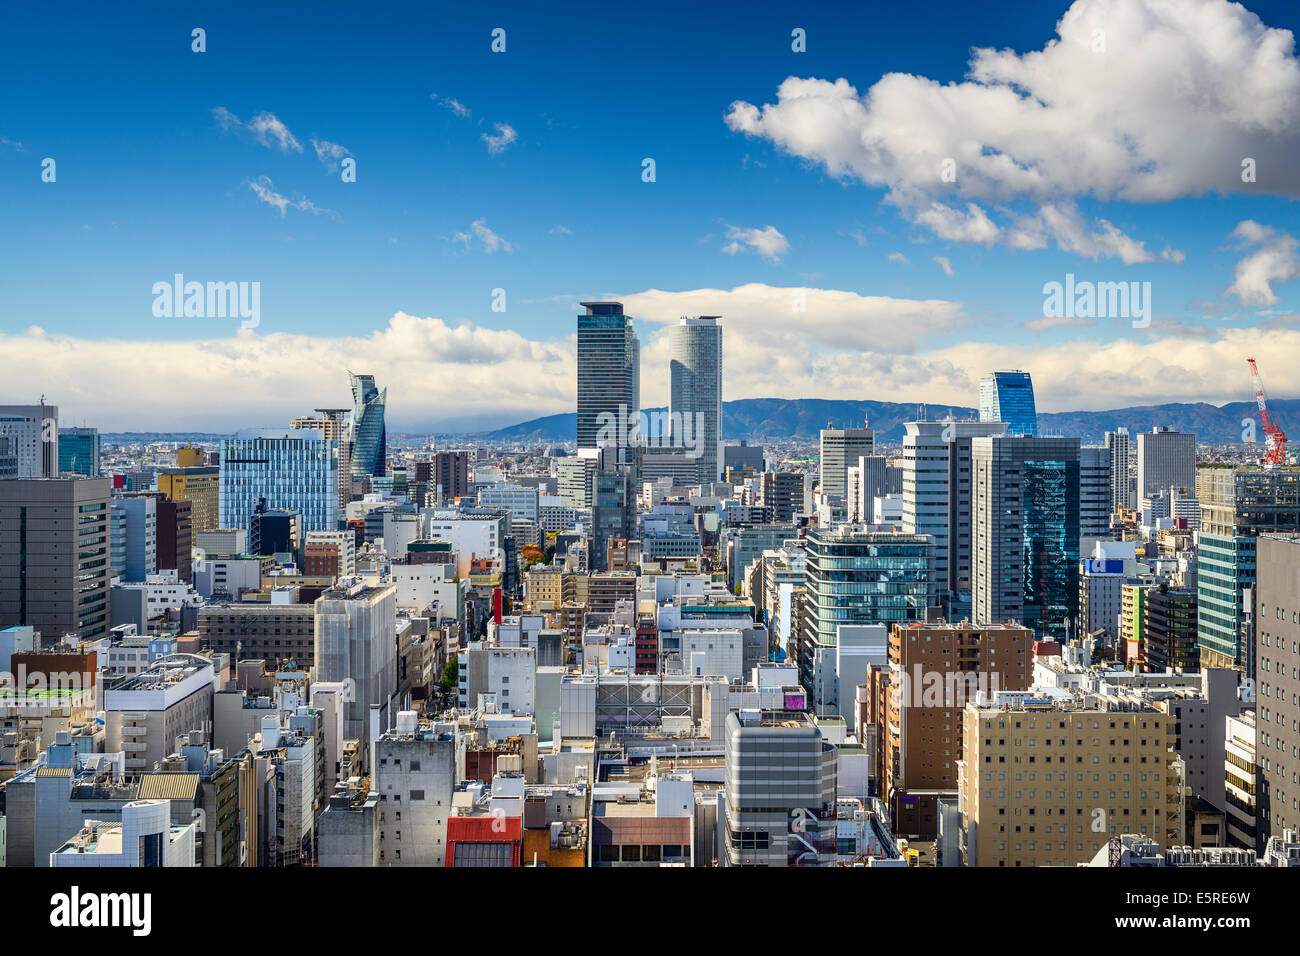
958, 697, 1177, 867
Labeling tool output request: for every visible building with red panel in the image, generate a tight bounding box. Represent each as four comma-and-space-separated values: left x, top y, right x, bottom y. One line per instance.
445, 815, 522, 867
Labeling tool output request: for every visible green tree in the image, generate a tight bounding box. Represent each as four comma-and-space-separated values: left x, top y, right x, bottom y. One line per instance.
441, 656, 458, 692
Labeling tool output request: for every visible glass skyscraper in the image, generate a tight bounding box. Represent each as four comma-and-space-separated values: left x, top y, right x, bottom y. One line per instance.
979, 370, 1039, 437
669, 315, 722, 483
348, 371, 387, 479
219, 431, 339, 534
576, 302, 639, 455
58, 427, 100, 477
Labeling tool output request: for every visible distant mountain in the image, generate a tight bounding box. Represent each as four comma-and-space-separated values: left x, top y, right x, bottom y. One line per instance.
474, 397, 1300, 444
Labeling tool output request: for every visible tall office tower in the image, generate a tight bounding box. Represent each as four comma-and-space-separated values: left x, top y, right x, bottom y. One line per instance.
970, 435, 1081, 640
219, 431, 339, 535
347, 371, 387, 479
958, 698, 1175, 867
57, 427, 99, 477
818, 422, 874, 498
1256, 534, 1300, 842
1144, 586, 1199, 671
1105, 428, 1135, 512
111, 492, 158, 582
855, 455, 889, 507
156, 497, 193, 584
576, 302, 639, 459
761, 471, 805, 523
0, 403, 59, 477
669, 315, 722, 483
314, 581, 398, 753
157, 463, 221, 533
978, 370, 1038, 436
797, 527, 934, 701
556, 452, 597, 509
294, 408, 351, 512
591, 462, 635, 573
722, 710, 837, 867
414, 450, 471, 503
0, 478, 111, 641
1079, 446, 1113, 539
882, 622, 1032, 839
901, 420, 1007, 619
1137, 426, 1196, 501
1197, 466, 1300, 670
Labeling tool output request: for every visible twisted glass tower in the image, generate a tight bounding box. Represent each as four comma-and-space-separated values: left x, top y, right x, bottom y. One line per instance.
348, 371, 387, 478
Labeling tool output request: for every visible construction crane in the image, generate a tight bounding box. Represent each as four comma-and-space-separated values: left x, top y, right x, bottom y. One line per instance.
1247, 357, 1287, 466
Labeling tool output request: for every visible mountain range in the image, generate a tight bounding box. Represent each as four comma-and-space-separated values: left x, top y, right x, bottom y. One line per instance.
473, 397, 1300, 445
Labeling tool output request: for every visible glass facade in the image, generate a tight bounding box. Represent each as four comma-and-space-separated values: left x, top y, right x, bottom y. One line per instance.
576, 302, 639, 452
1020, 459, 1080, 640
219, 433, 339, 535
668, 316, 722, 483
979, 370, 1038, 436
58, 427, 100, 477
348, 371, 387, 478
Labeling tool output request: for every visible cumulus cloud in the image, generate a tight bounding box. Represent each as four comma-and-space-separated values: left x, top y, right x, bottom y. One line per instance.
482, 122, 518, 155
212, 107, 302, 152
725, 0, 1300, 258
721, 225, 789, 262
453, 218, 514, 253
1225, 220, 1300, 305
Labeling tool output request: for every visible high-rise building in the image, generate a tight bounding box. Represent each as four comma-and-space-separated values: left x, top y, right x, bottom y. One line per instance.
1256, 534, 1300, 843
971, 435, 1080, 640
902, 420, 1007, 618
668, 315, 722, 483
157, 464, 221, 533
414, 450, 471, 504
314, 581, 398, 751
882, 622, 1033, 839
591, 464, 635, 573
219, 431, 339, 535
1137, 426, 1196, 502
761, 471, 805, 523
1079, 446, 1113, 539
347, 372, 387, 479
978, 370, 1038, 436
111, 492, 158, 583
1105, 428, 1134, 512
1144, 586, 1199, 672
57, 427, 99, 477
0, 477, 111, 642
958, 697, 1176, 867
797, 526, 934, 698
156, 496, 193, 584
576, 302, 639, 458
1196, 465, 1300, 670
0, 403, 59, 477
818, 423, 874, 498
723, 710, 837, 867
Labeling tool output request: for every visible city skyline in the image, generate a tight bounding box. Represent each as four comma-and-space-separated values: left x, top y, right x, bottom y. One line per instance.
4, 0, 1300, 431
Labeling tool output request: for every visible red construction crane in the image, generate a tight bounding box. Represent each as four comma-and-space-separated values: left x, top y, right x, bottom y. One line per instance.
1247, 357, 1287, 465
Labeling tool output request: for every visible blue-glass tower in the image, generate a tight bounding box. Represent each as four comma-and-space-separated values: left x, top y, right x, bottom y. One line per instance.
979, 370, 1039, 437
348, 371, 387, 479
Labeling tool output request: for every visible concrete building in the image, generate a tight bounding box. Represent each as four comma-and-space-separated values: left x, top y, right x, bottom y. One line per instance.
50, 799, 195, 867
313, 581, 398, 751
371, 712, 456, 865
0, 477, 112, 642
157, 465, 221, 533
1137, 426, 1196, 502
0, 403, 58, 477
1224, 711, 1258, 850
1257, 534, 1300, 843
1079, 445, 1113, 540
458, 644, 536, 715
1106, 428, 1134, 513
819, 423, 873, 499
104, 654, 215, 775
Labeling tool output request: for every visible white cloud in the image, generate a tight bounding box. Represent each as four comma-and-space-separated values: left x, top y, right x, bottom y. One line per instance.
550, 224, 573, 236
888, 252, 910, 265
311, 138, 351, 171
1020, 314, 1095, 331
721, 225, 790, 262
453, 218, 514, 253
1225, 220, 1300, 305
482, 123, 518, 155
430, 94, 472, 119
933, 256, 954, 276
725, 0, 1299, 258
245, 176, 332, 218
212, 107, 302, 152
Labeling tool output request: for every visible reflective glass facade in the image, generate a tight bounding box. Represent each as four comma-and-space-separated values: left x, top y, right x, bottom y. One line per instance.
979, 370, 1038, 437
348, 371, 387, 478
1020, 459, 1080, 639
219, 433, 339, 534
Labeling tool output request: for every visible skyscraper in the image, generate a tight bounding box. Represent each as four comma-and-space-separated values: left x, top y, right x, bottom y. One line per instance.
1137, 426, 1196, 500
57, 427, 99, 477
1079, 445, 1113, 539
219, 431, 340, 535
971, 435, 1080, 640
576, 302, 639, 457
818, 422, 874, 498
0, 403, 59, 477
347, 372, 387, 479
0, 477, 111, 641
978, 370, 1038, 436
1105, 427, 1134, 512
901, 420, 1006, 618
669, 316, 722, 484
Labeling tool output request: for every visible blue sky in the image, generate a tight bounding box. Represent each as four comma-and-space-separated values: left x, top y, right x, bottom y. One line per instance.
3, 0, 1300, 430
